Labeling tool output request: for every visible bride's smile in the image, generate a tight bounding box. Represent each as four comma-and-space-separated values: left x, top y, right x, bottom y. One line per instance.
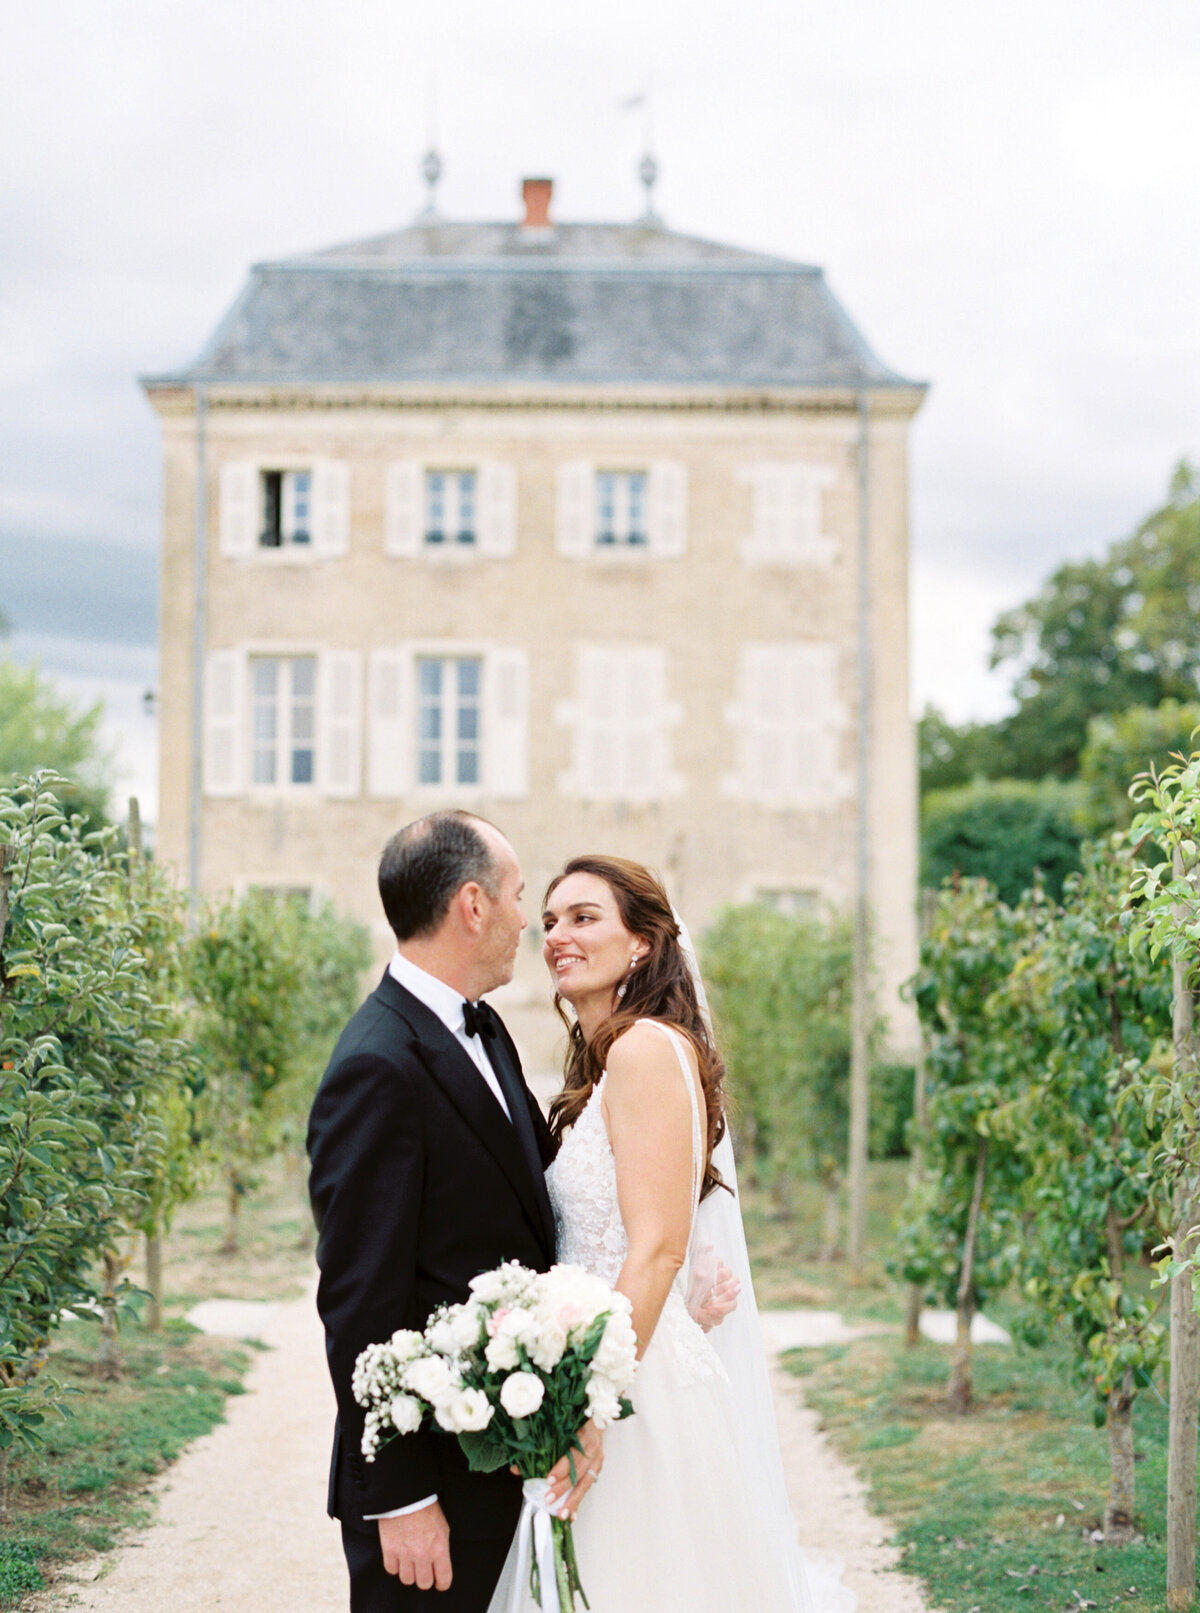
541, 872, 648, 1033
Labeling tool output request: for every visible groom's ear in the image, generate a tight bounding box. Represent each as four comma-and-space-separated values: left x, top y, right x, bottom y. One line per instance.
453, 880, 487, 936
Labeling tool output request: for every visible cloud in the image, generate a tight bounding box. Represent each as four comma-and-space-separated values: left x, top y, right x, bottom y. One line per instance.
2, 0, 1199, 807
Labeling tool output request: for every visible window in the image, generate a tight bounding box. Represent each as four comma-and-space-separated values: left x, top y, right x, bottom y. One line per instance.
556, 462, 687, 559
250, 656, 316, 786
738, 463, 838, 566
595, 471, 648, 548
260, 470, 313, 548
757, 888, 820, 917
425, 470, 477, 547
723, 643, 850, 807
416, 657, 482, 786
557, 646, 683, 802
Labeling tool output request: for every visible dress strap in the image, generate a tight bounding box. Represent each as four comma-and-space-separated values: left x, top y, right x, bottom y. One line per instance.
635, 1020, 704, 1209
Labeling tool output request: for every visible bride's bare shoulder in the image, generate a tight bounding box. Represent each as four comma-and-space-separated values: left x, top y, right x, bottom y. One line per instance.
605, 1019, 698, 1091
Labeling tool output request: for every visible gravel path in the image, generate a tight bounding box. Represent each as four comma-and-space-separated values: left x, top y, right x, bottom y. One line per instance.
36, 1291, 932, 1613
38, 1283, 345, 1612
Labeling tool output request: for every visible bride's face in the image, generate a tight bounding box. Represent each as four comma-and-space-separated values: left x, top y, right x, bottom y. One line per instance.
542, 872, 646, 1008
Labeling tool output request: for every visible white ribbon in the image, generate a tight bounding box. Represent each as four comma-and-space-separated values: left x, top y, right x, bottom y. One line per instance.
510, 1477, 562, 1613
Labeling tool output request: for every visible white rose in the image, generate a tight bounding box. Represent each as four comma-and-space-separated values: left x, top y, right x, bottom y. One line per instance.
585, 1373, 624, 1428
592, 1316, 637, 1385
404, 1354, 457, 1407
469, 1270, 506, 1304
388, 1393, 424, 1434
436, 1387, 494, 1433
528, 1320, 567, 1372
499, 1371, 546, 1420
388, 1328, 427, 1363
485, 1332, 521, 1373
451, 1304, 484, 1351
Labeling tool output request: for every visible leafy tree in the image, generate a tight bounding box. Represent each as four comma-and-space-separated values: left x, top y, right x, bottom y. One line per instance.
187, 891, 304, 1254
988, 461, 1200, 779
187, 890, 369, 1253
0, 659, 112, 828
0, 775, 189, 1463
920, 777, 1084, 903
896, 879, 1046, 1411
917, 705, 1012, 794
1126, 743, 1200, 1609
1078, 700, 1200, 834
704, 904, 881, 1259
992, 846, 1172, 1542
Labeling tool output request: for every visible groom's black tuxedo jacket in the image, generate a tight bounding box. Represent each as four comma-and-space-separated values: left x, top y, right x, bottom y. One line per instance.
307, 970, 556, 1536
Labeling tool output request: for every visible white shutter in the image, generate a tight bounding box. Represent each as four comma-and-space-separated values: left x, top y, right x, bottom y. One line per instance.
485, 647, 529, 798
367, 649, 413, 796
786, 465, 838, 565
734, 642, 847, 804
741, 464, 838, 565
218, 462, 257, 558
622, 648, 669, 798
648, 461, 688, 558
319, 650, 362, 797
385, 461, 424, 558
203, 650, 243, 796
756, 469, 789, 562
556, 461, 595, 558
576, 647, 617, 795
477, 461, 517, 558
311, 461, 350, 558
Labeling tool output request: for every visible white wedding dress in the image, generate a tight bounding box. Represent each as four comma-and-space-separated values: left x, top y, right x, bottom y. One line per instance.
489, 1021, 851, 1612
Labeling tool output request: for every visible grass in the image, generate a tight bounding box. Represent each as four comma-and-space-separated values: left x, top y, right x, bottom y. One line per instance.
744, 1158, 1184, 1613
0, 1319, 252, 1609
742, 1155, 912, 1319
0, 1154, 315, 1610
782, 1333, 1177, 1613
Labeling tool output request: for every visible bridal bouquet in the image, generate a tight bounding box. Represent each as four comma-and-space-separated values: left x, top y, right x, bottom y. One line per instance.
353, 1260, 637, 1612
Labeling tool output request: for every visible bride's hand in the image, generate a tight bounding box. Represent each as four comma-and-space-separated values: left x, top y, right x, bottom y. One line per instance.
692, 1260, 740, 1331
545, 1419, 604, 1520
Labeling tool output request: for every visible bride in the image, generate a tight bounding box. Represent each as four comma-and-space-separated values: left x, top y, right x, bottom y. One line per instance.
489, 854, 848, 1613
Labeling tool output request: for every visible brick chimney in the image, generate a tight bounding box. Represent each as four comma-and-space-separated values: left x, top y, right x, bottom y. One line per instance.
521, 177, 553, 229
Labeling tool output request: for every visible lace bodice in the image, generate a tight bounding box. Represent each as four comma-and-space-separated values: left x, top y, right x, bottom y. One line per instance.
545, 1021, 726, 1388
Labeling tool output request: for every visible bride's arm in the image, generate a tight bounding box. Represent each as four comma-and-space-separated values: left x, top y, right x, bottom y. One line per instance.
603, 1023, 698, 1356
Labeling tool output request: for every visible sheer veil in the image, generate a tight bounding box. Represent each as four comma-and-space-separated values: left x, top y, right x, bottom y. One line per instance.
675, 912, 850, 1613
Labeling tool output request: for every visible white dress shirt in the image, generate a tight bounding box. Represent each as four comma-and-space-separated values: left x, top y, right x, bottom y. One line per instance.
365, 951, 512, 1521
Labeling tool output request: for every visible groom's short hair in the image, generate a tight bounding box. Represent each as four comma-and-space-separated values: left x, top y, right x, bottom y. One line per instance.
378, 810, 503, 940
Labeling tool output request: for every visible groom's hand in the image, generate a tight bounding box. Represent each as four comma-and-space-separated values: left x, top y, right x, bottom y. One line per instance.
546, 1419, 604, 1521
379, 1502, 452, 1592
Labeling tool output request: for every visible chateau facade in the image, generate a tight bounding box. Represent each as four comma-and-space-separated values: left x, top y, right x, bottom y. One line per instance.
143, 177, 925, 1067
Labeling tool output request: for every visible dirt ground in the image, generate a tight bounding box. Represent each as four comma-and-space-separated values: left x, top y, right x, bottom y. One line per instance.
30, 1283, 934, 1613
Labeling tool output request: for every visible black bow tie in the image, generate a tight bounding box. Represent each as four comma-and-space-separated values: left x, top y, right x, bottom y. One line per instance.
462, 999, 497, 1040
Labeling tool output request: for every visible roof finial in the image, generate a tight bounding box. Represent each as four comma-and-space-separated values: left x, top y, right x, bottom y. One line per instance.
419, 147, 442, 220
638, 150, 661, 225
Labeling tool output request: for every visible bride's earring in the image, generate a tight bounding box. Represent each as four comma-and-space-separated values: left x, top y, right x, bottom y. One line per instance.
616, 951, 641, 1001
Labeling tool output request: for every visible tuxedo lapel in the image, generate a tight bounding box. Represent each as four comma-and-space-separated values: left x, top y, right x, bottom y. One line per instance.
483, 1018, 557, 1255
374, 974, 554, 1260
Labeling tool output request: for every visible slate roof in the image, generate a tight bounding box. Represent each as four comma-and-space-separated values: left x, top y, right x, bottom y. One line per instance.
149, 218, 921, 392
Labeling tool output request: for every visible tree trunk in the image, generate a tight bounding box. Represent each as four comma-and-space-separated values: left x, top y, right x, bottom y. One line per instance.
820, 1174, 841, 1262
220, 1174, 241, 1255
1105, 1368, 1137, 1544
96, 1248, 124, 1381
1167, 884, 1200, 1613
947, 1136, 987, 1415
0, 1447, 9, 1523
144, 1230, 163, 1331
1168, 1190, 1200, 1609
903, 1282, 924, 1348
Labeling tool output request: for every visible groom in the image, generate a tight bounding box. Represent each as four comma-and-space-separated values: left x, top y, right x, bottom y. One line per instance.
308, 810, 563, 1610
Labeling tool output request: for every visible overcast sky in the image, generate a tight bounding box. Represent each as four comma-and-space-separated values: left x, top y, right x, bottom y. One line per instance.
3, 0, 1199, 821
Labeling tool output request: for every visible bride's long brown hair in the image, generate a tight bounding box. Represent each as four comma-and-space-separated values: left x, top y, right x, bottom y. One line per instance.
545, 855, 727, 1201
